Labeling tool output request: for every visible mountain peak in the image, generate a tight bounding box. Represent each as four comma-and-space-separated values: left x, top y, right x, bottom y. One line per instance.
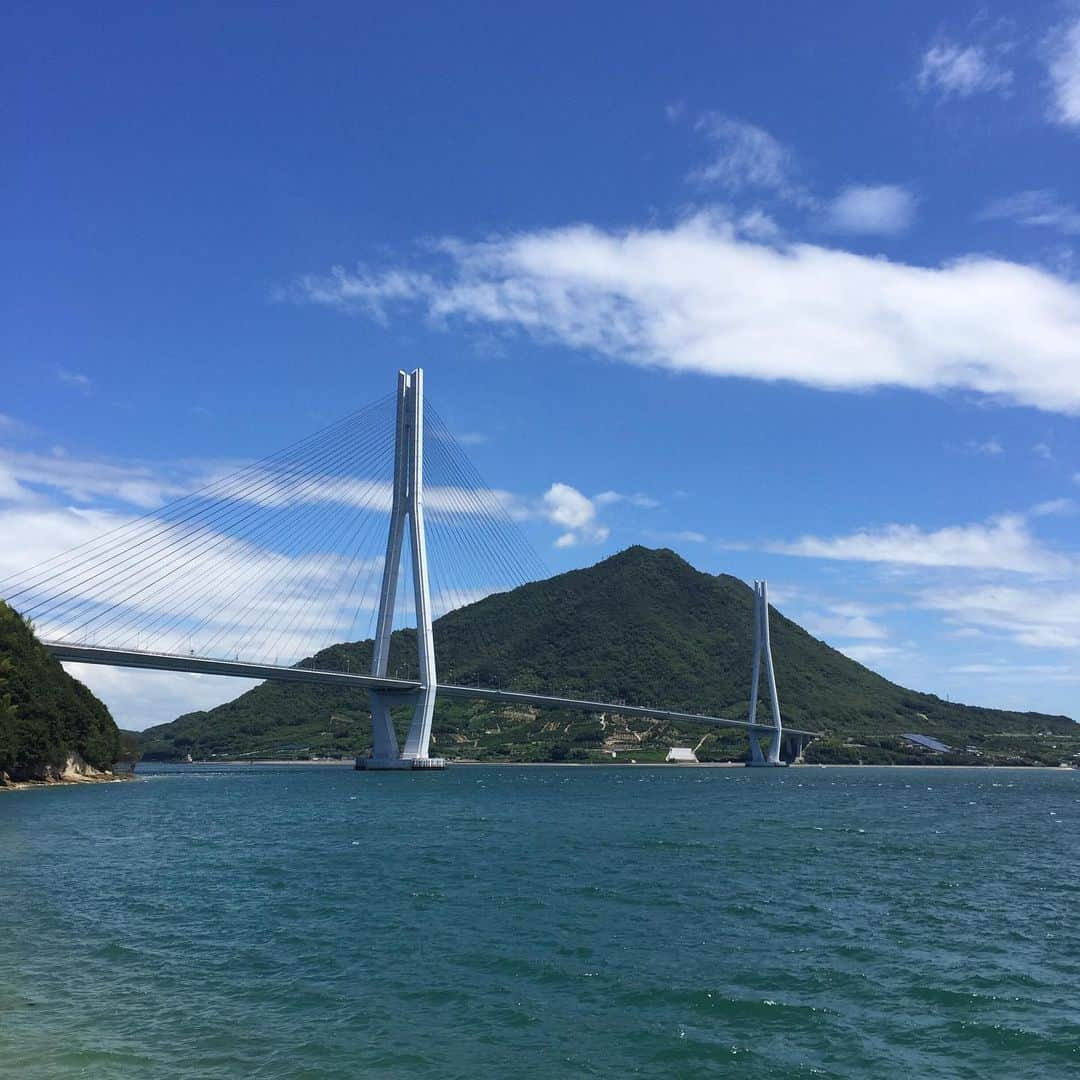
596, 545, 697, 572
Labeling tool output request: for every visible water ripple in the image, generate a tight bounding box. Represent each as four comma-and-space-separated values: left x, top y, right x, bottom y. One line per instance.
2, 763, 1078, 1077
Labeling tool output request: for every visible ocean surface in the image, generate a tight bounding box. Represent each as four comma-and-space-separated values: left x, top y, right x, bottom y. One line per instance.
2, 764, 1078, 1079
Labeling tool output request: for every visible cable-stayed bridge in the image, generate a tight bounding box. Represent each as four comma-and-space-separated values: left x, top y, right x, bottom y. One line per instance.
3, 370, 813, 768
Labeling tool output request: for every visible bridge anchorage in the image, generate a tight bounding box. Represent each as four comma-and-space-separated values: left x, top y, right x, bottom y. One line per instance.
4, 364, 816, 768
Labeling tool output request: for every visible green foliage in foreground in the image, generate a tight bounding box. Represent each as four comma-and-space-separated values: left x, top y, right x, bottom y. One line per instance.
139, 547, 1075, 765
0, 601, 121, 779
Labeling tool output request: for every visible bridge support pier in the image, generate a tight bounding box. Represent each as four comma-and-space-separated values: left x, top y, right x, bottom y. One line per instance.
357, 369, 445, 771
746, 579, 788, 768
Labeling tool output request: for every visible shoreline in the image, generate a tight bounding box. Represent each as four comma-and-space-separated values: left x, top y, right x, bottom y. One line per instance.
168, 759, 1077, 771
1, 772, 135, 792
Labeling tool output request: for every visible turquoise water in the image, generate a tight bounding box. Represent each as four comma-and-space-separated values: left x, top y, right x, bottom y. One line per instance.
2, 765, 1078, 1079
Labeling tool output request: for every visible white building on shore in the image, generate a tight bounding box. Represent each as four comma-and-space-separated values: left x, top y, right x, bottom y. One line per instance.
665, 746, 698, 763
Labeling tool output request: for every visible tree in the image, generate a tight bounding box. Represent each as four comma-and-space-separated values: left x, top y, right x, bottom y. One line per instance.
0, 656, 17, 776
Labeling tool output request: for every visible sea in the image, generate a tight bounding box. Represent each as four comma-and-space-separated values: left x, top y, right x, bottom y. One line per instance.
2, 764, 1078, 1079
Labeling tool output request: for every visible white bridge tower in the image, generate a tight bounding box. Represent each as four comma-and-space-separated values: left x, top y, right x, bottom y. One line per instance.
746, 579, 788, 767
357, 368, 445, 770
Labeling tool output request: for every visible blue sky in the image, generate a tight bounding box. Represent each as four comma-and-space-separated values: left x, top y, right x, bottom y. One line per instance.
3, 1, 1080, 727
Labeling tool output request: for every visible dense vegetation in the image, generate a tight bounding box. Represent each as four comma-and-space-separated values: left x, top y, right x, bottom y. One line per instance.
139, 547, 1076, 766
0, 601, 122, 781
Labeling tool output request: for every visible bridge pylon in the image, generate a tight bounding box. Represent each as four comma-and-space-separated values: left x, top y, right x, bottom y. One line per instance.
357, 368, 446, 771
746, 579, 788, 767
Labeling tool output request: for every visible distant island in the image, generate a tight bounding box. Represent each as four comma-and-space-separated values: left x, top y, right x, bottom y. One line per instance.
0, 601, 133, 788
139, 547, 1078, 768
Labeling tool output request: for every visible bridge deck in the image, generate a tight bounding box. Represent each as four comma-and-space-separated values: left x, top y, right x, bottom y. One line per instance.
45, 643, 817, 738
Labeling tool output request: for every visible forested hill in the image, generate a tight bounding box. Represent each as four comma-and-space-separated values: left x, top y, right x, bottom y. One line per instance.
140, 547, 1074, 765
0, 601, 122, 783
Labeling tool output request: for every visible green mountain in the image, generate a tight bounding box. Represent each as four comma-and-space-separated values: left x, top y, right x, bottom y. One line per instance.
0, 601, 122, 783
139, 547, 1076, 766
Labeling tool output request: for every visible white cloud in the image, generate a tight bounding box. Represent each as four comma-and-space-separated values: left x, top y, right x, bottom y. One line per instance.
0, 463, 30, 503
1033, 441, 1054, 460
767, 514, 1073, 576
802, 605, 890, 641
542, 483, 609, 547
981, 190, 1080, 235
689, 115, 810, 204
0, 448, 191, 509
1046, 17, 1080, 126
826, 185, 917, 235
299, 214, 1080, 416
921, 584, 1080, 649
917, 41, 1013, 99
837, 643, 900, 666
0, 505, 122, 582
948, 661, 1080, 683
61, 665, 259, 732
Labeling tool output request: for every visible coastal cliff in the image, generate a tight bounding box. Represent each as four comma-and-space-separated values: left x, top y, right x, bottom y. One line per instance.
0, 600, 123, 787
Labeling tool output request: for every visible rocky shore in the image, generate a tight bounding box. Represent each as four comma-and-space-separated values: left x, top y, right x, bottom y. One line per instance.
0, 751, 132, 791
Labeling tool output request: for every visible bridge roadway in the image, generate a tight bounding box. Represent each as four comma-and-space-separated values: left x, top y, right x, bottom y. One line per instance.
44, 643, 817, 738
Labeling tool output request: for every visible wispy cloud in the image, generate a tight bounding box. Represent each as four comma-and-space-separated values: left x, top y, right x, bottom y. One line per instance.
594, 490, 660, 509
688, 114, 810, 205
981, 190, 1080, 235
647, 529, 706, 544
801, 602, 890, 641
917, 40, 1013, 100
949, 661, 1080, 683
0, 449, 191, 509
288, 267, 430, 323
766, 514, 1073, 577
837, 642, 900, 666
959, 438, 1004, 457
1046, 16, 1080, 127
296, 213, 1080, 416
685, 113, 916, 236
921, 584, 1080, 649
1030, 497, 1075, 517
56, 368, 93, 390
